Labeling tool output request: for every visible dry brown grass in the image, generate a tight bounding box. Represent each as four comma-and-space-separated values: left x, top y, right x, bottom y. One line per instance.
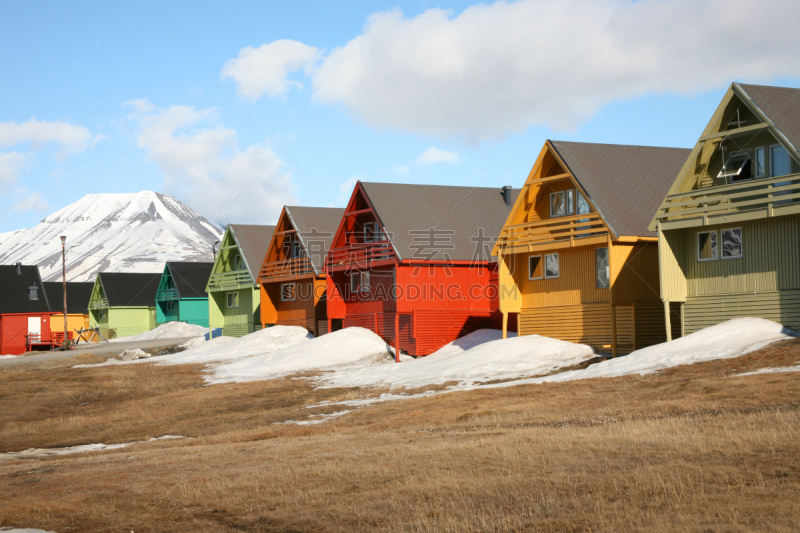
1, 339, 799, 532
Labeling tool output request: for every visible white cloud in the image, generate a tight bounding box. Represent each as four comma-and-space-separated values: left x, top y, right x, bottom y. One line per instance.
0, 152, 31, 189
0, 118, 100, 154
126, 100, 296, 224
11, 190, 49, 213
305, 0, 800, 140
331, 175, 360, 207
222, 40, 321, 100
416, 146, 459, 165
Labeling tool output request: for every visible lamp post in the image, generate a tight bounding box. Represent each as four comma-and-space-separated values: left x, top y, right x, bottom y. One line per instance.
212, 240, 220, 260
61, 236, 68, 350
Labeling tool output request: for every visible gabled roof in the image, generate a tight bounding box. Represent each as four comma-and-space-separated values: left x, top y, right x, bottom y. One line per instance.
738, 83, 800, 154
229, 224, 275, 278
98, 272, 160, 307
550, 141, 692, 237
358, 182, 518, 262
285, 206, 345, 273
165, 262, 213, 298
0, 265, 50, 314
43, 282, 94, 314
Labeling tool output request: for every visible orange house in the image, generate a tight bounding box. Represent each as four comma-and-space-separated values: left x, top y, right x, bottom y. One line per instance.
259, 206, 345, 336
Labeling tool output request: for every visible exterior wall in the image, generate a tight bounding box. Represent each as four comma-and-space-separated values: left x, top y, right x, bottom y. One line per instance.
395, 263, 498, 313
261, 277, 326, 335
0, 313, 53, 355
684, 290, 800, 334
50, 313, 93, 342
157, 300, 179, 324
498, 254, 521, 314
520, 303, 613, 351
105, 307, 155, 339
209, 287, 261, 337
610, 242, 661, 305
178, 299, 209, 327
658, 227, 688, 302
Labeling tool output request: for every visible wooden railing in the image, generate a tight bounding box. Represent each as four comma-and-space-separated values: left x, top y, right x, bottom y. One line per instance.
494, 213, 606, 252
260, 256, 314, 281
207, 270, 254, 290
325, 241, 396, 270
655, 172, 800, 227
155, 288, 179, 301
88, 297, 109, 310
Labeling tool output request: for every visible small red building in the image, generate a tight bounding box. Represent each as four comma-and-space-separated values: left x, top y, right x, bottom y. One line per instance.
0, 264, 54, 355
324, 181, 517, 356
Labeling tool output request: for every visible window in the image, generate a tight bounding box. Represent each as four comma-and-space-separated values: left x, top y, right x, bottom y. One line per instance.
226, 292, 239, 308
350, 271, 371, 293
550, 192, 566, 217
698, 231, 718, 261
771, 144, 793, 205
289, 240, 303, 259
755, 147, 766, 178
596, 248, 610, 289
166, 301, 174, 311
565, 189, 575, 215
361, 271, 371, 292
363, 222, 374, 242
281, 283, 296, 301
234, 255, 243, 270
718, 151, 752, 183
544, 253, 559, 279
28, 285, 38, 300
577, 191, 591, 235
721, 228, 742, 259
528, 255, 542, 280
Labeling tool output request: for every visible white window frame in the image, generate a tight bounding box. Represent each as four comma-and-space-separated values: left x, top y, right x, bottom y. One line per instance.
528, 255, 542, 280
544, 253, 560, 279
226, 292, 240, 308
721, 227, 743, 260
596, 247, 610, 289
550, 191, 566, 218
755, 147, 766, 178
565, 189, 575, 215
281, 283, 296, 301
697, 230, 718, 262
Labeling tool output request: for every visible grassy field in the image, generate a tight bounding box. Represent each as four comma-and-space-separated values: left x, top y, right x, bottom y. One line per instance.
1, 339, 799, 532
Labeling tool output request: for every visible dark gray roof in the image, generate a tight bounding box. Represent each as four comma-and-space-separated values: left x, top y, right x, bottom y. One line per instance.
0, 265, 50, 314
360, 182, 518, 262
98, 272, 161, 307
549, 141, 692, 237
230, 224, 276, 278
285, 206, 345, 273
166, 262, 213, 299
738, 83, 800, 154
43, 282, 94, 314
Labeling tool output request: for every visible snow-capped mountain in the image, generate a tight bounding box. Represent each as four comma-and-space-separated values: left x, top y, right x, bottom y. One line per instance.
0, 191, 223, 282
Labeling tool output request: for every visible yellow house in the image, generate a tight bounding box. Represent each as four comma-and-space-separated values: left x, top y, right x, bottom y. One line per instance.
493, 140, 689, 355
44, 281, 96, 342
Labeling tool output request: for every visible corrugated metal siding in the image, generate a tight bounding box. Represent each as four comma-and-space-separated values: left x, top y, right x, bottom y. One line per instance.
682, 216, 800, 296
611, 243, 661, 305
519, 304, 613, 350
685, 290, 800, 334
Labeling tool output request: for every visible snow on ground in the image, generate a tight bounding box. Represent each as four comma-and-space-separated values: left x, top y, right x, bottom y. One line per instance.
284, 410, 352, 426
0, 435, 185, 461
0, 528, 58, 533
206, 327, 394, 385
736, 364, 800, 377
481, 318, 796, 389
110, 321, 208, 342
158, 326, 312, 366
317, 330, 595, 389
0, 354, 17, 359
427, 329, 517, 359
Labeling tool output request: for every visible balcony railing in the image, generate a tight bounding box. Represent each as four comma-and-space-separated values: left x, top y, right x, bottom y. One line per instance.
207, 270, 255, 291
494, 213, 607, 253
259, 256, 314, 281
325, 241, 396, 271
88, 297, 109, 310
655, 172, 800, 228
156, 288, 180, 301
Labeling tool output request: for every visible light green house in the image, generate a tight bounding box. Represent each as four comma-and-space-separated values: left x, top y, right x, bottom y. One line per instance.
207, 224, 275, 337
155, 262, 214, 327
651, 83, 800, 337
88, 272, 160, 339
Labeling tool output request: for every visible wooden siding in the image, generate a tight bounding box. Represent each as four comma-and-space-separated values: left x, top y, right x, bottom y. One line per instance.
396, 264, 498, 313
684, 290, 800, 334
261, 277, 327, 335
611, 242, 661, 305
632, 301, 681, 349
498, 255, 520, 314
658, 227, 688, 301
519, 303, 613, 350
209, 286, 260, 337
90, 307, 154, 339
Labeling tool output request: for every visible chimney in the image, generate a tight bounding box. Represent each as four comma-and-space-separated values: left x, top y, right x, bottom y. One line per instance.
501, 186, 513, 206
16, 262, 21, 275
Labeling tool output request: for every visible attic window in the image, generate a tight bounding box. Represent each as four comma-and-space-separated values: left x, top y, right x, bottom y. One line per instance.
550, 192, 565, 217
281, 283, 296, 301
28, 286, 38, 300
234, 255, 243, 270
363, 222, 381, 242
289, 240, 304, 259
718, 151, 752, 183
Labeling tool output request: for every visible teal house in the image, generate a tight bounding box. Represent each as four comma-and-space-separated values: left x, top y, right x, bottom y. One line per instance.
207, 224, 275, 337
156, 262, 214, 327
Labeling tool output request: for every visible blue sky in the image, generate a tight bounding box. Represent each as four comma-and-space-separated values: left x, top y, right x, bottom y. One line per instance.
1, 0, 799, 232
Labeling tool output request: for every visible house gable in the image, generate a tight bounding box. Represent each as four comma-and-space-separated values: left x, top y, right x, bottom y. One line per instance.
156, 264, 178, 302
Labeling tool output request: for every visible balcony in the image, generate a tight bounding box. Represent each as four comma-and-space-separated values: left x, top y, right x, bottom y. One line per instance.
207, 270, 255, 291
156, 288, 180, 301
325, 241, 396, 272
259, 256, 314, 282
88, 297, 109, 310
655, 172, 800, 230
494, 213, 607, 254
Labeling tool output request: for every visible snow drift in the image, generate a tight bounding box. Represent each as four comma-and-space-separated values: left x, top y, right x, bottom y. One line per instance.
110, 321, 208, 342
206, 327, 394, 384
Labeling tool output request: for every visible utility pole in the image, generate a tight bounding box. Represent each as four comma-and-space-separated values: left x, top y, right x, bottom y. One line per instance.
213, 240, 220, 260
61, 236, 68, 350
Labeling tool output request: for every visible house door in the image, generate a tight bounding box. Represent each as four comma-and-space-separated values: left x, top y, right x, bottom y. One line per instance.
28, 316, 41, 342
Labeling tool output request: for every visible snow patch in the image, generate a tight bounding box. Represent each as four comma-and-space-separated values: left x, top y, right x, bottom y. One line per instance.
0, 435, 186, 461
110, 322, 207, 342
120, 348, 151, 361
284, 410, 351, 426
736, 364, 800, 377
0, 354, 18, 359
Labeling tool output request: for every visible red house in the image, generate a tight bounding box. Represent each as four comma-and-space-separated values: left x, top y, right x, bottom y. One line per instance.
324, 181, 517, 357
0, 264, 53, 355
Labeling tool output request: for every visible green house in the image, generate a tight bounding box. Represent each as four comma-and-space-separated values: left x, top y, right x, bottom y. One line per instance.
651, 83, 800, 337
88, 272, 160, 339
207, 224, 275, 337
155, 262, 214, 327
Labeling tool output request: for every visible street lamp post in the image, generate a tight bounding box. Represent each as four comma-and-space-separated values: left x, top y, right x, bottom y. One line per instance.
61, 236, 68, 350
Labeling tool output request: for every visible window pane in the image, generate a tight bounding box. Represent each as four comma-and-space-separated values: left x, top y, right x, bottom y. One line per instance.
577, 192, 591, 215
545, 253, 559, 278
771, 145, 792, 177
528, 255, 542, 279
722, 229, 742, 258
596, 248, 609, 289
698, 231, 717, 260
362, 272, 371, 291
350, 273, 359, 292
566, 190, 574, 215
550, 192, 565, 217
755, 147, 765, 178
